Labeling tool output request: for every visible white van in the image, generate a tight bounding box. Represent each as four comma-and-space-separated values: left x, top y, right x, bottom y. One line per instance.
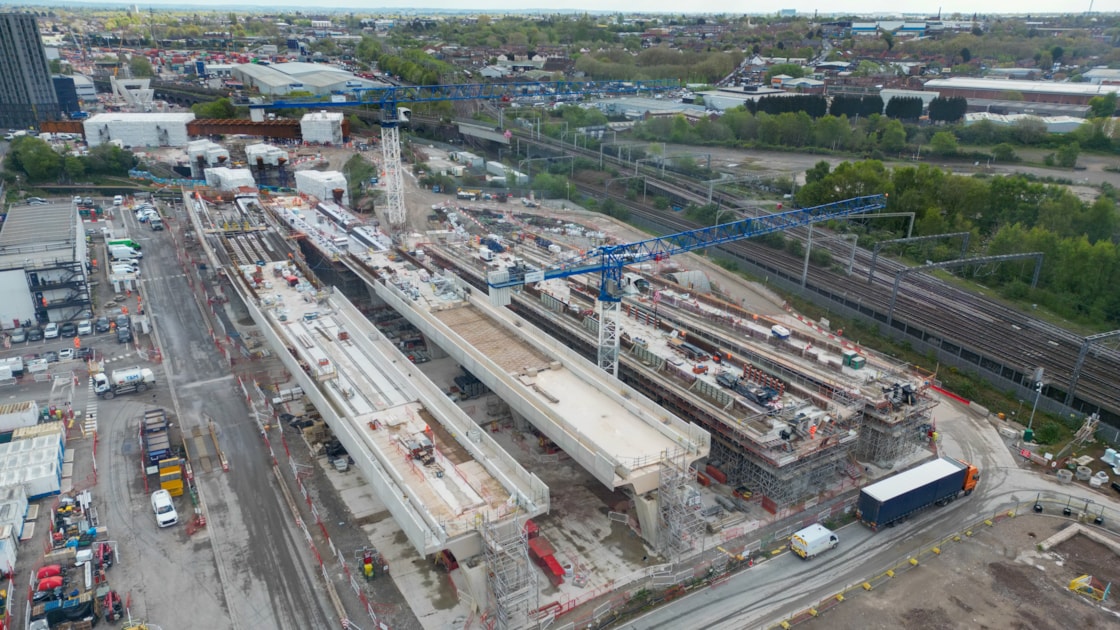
109, 245, 141, 261
113, 195, 123, 206
789, 524, 839, 560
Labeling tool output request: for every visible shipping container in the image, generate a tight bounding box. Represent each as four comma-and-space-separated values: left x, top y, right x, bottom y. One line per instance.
857, 457, 979, 529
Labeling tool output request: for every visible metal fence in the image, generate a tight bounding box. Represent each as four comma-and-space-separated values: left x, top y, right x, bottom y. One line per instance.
763, 489, 1120, 630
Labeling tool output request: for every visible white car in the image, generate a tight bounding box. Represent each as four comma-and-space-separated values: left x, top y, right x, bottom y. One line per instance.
151, 490, 178, 527
58, 348, 74, 361
113, 195, 123, 206
43, 322, 59, 339
77, 320, 92, 335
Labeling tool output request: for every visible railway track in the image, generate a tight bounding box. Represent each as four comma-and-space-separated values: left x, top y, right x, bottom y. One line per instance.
569, 181, 1120, 423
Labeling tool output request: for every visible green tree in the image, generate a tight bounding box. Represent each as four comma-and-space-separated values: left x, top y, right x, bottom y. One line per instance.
82, 144, 136, 175
881, 31, 894, 51
879, 119, 907, 153
1088, 93, 1118, 119
1056, 142, 1080, 169
191, 98, 238, 119
7, 136, 62, 181
63, 156, 86, 180
929, 131, 959, 156
764, 63, 806, 82
129, 55, 154, 78
1012, 117, 1048, 145
805, 160, 831, 185
991, 143, 1018, 162
959, 47, 971, 63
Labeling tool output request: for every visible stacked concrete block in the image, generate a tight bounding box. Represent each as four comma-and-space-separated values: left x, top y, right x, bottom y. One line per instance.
204, 167, 258, 191
246, 143, 290, 166
300, 111, 344, 145
295, 170, 349, 206
83, 112, 195, 148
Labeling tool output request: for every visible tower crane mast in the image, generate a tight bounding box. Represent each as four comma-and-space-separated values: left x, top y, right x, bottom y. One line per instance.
488, 195, 888, 375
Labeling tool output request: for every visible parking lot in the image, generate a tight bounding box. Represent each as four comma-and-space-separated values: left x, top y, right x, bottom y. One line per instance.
4, 195, 338, 628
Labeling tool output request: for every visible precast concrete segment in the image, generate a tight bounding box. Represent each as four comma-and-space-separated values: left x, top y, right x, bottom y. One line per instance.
235, 266, 545, 556
343, 250, 710, 496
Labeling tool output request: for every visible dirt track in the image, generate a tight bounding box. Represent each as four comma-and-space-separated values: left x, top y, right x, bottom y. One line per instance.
804, 515, 1120, 630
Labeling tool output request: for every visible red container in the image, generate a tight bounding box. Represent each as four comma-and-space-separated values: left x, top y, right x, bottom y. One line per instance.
37, 576, 63, 591
696, 472, 711, 486
705, 465, 728, 485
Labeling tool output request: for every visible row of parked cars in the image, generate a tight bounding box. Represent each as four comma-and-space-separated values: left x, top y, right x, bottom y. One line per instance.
9, 315, 131, 344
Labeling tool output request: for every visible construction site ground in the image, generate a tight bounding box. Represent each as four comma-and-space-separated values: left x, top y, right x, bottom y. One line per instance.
803, 513, 1120, 630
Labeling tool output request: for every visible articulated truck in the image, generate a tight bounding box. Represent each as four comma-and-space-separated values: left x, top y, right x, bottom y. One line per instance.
857, 457, 980, 530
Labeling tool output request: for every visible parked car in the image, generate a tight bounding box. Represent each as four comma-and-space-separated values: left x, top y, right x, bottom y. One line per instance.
43, 323, 59, 339
9, 328, 26, 343
151, 490, 178, 527
115, 314, 131, 331
117, 327, 132, 344
77, 320, 92, 335
27, 327, 43, 342
58, 348, 74, 361
77, 347, 94, 360
59, 322, 78, 338
94, 317, 111, 333
83, 197, 93, 206
42, 350, 58, 363
27, 197, 48, 205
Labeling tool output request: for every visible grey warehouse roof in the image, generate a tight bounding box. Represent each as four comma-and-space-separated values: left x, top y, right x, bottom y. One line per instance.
0, 203, 79, 269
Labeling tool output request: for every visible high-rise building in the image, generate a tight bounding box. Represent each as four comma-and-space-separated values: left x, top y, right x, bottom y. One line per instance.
0, 13, 61, 129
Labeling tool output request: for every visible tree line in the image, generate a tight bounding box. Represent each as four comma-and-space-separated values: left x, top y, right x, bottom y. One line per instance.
3, 136, 137, 184
797, 160, 1120, 325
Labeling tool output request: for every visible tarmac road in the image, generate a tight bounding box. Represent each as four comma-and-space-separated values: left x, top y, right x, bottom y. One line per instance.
616, 396, 1117, 630
119, 201, 337, 629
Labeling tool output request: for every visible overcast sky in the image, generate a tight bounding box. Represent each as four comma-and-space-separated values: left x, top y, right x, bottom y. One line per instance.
107, 0, 1089, 16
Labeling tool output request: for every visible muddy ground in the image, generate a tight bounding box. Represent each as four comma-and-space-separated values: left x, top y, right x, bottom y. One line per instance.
804, 515, 1120, 630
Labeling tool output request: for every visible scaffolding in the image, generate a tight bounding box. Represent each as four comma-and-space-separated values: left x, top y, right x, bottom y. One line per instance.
710, 433, 853, 507
481, 517, 537, 630
656, 453, 706, 562
855, 394, 936, 465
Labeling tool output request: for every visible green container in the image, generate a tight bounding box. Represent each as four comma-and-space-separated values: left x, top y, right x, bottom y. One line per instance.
1023, 428, 1034, 442
850, 356, 866, 370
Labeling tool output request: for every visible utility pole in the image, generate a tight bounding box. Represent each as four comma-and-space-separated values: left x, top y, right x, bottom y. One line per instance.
1026, 367, 1044, 438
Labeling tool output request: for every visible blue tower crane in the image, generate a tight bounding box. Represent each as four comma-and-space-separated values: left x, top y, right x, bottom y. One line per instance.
488, 195, 888, 375
249, 80, 679, 232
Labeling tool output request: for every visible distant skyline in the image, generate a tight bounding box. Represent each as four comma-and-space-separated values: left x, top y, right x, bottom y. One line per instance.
15, 0, 1110, 17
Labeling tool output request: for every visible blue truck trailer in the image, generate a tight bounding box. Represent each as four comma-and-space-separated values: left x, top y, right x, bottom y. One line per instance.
857, 456, 980, 530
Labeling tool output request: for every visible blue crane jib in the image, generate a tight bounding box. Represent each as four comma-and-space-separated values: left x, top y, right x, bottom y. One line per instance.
489, 195, 887, 301
250, 79, 680, 111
